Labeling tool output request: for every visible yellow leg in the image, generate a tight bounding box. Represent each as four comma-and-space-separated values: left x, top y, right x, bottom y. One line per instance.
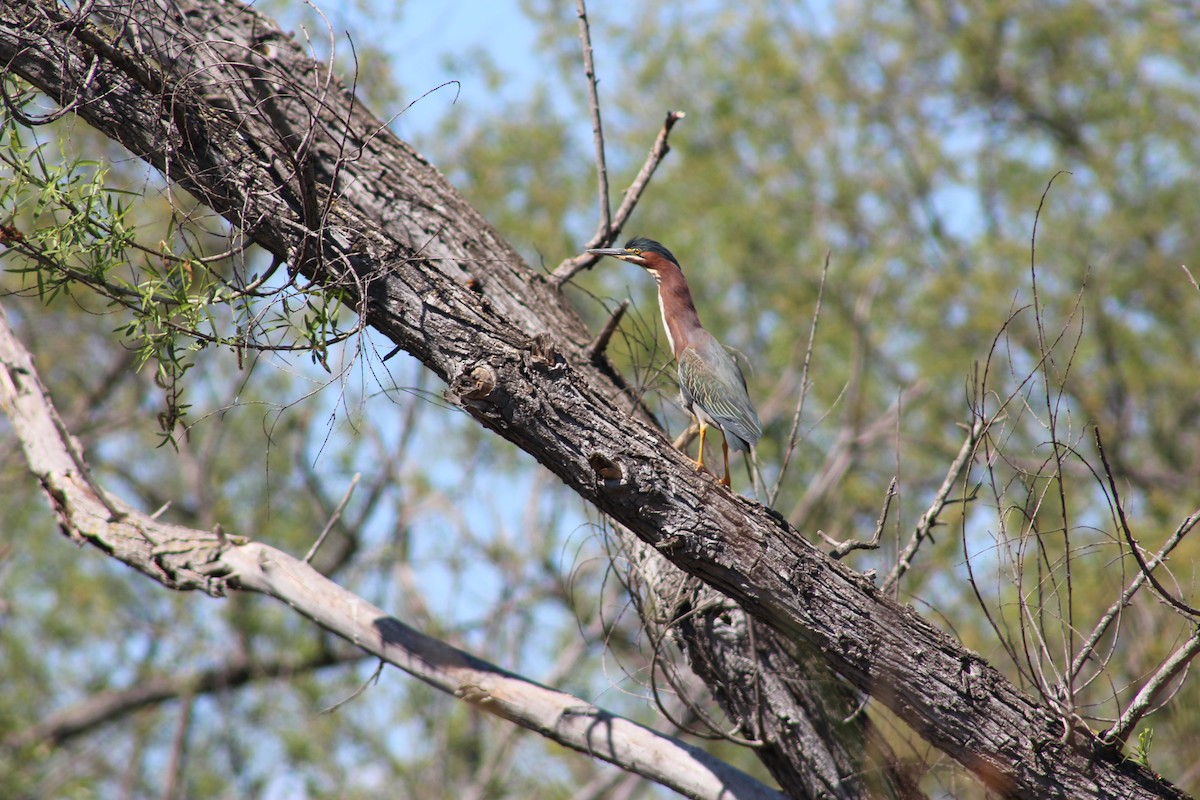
719, 435, 732, 487
695, 422, 707, 471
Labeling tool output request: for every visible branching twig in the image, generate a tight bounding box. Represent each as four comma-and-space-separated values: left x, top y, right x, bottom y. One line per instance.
883, 418, 984, 594
819, 476, 895, 560
1070, 506, 1200, 685
1095, 429, 1200, 619
553, 111, 686, 286
1104, 630, 1200, 746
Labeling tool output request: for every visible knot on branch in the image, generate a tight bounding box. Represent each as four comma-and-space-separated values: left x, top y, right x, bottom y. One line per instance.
588, 451, 624, 483
452, 364, 497, 402
526, 332, 565, 372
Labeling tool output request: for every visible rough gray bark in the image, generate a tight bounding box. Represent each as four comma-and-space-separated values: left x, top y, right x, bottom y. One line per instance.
0, 1, 1187, 798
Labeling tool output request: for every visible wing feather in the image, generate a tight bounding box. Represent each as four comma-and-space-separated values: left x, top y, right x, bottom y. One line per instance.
677, 339, 762, 451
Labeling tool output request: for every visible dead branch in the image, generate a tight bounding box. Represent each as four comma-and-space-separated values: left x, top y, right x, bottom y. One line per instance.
819, 476, 895, 560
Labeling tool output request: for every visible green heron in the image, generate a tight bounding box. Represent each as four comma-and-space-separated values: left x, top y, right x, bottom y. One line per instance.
588, 238, 762, 488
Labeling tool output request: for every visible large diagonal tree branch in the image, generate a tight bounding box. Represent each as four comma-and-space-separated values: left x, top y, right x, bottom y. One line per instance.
0, 1, 1185, 797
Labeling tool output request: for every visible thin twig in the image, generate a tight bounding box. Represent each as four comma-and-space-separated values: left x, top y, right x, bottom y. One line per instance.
553, 111, 686, 286
1095, 429, 1200, 619
1029, 172, 1079, 701
320, 659, 385, 714
883, 418, 984, 594
1181, 264, 1200, 293
576, 0, 611, 243
1104, 630, 1200, 746
819, 476, 895, 560
768, 251, 830, 507
586, 299, 630, 361
304, 472, 361, 563
1070, 506, 1200, 684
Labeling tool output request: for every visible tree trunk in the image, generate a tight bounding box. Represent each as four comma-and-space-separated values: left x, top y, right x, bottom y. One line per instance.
0, 1, 1186, 797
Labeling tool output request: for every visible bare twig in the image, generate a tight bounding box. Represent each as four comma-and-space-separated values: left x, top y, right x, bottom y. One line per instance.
819, 476, 895, 560
883, 419, 984, 594
575, 0, 611, 243
586, 299, 630, 361
1104, 630, 1200, 746
1028, 172, 1079, 699
769, 251, 830, 507
304, 471, 361, 563
1070, 506, 1200, 685
1181, 264, 1200, 293
553, 111, 686, 286
320, 659, 385, 714
1095, 429, 1200, 619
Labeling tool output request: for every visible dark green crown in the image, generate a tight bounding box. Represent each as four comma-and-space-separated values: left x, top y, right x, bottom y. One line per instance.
624, 237, 679, 267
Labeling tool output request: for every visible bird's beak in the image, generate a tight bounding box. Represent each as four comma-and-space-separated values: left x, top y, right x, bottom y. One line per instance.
587, 247, 630, 259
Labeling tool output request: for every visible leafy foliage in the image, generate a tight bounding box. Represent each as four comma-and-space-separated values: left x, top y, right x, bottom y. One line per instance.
1, 80, 360, 444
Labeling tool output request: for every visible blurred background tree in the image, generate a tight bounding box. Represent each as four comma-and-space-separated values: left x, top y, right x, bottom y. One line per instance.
2, 0, 1199, 797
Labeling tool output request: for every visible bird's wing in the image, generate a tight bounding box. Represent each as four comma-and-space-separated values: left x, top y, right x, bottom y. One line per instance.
678, 338, 762, 449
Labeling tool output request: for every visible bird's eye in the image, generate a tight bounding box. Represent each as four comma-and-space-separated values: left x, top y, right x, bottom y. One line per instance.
630, 248, 642, 255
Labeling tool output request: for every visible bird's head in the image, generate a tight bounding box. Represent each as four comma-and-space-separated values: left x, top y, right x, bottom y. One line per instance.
588, 237, 680, 278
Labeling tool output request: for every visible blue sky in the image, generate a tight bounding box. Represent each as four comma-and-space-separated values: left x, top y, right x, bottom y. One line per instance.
373, 1, 551, 141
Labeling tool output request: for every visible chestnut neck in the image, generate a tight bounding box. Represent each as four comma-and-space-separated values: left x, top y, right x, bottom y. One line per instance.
648, 261, 705, 360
